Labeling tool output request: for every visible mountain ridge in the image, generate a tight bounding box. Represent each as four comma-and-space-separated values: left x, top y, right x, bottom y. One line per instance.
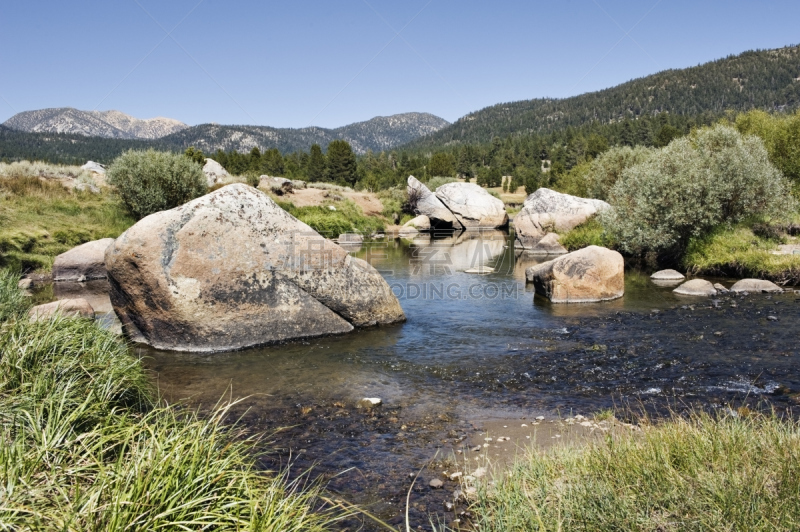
3, 108, 189, 140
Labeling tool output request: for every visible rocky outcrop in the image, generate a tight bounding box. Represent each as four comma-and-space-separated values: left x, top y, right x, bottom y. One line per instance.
525, 246, 624, 303
673, 279, 717, 296
435, 183, 508, 230
105, 184, 405, 353
29, 298, 94, 321
52, 238, 115, 282
514, 189, 609, 249
81, 161, 106, 175
202, 159, 228, 186
261, 176, 293, 195
407, 176, 461, 229
526, 232, 568, 255
730, 279, 783, 293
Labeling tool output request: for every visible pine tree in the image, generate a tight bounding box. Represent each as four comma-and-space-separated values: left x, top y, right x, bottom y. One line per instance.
307, 143, 326, 182
326, 140, 357, 185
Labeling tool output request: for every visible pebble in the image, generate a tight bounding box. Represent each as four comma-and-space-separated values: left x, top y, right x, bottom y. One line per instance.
429, 478, 444, 489
767, 316, 779, 321
535, 416, 545, 421
443, 501, 454, 511
18, 278, 33, 290
471, 446, 481, 452
357, 398, 382, 408
449, 472, 463, 481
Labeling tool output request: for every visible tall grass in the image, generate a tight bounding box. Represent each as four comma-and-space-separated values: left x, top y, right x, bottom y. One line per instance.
0, 175, 134, 272
276, 198, 384, 237
468, 411, 800, 531
0, 271, 347, 530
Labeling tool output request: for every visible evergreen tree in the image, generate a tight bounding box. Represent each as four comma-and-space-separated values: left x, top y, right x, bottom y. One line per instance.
326, 140, 357, 185
307, 143, 326, 182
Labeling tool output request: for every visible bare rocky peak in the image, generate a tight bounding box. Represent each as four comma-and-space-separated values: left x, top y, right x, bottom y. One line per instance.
2, 107, 188, 139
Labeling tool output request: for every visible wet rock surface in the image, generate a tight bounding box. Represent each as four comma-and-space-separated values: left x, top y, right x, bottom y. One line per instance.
52, 238, 114, 281
514, 188, 609, 249
526, 246, 624, 302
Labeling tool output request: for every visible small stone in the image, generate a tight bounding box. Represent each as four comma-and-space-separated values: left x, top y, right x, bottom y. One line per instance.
651, 269, 685, 281
18, 278, 33, 290
535, 416, 545, 421
714, 331, 723, 337
673, 279, 717, 297
357, 398, 382, 408
714, 283, 729, 293
767, 315, 779, 321
443, 501, 454, 511
470, 446, 482, 452
730, 279, 783, 294
429, 478, 444, 489
449, 472, 463, 481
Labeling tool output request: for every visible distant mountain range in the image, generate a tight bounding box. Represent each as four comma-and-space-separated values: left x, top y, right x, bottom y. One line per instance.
2, 44, 800, 164
163, 113, 450, 155
3, 108, 188, 140
2, 109, 449, 156
407, 45, 800, 149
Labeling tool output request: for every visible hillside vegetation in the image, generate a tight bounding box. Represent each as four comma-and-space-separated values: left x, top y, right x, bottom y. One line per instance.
409, 45, 800, 149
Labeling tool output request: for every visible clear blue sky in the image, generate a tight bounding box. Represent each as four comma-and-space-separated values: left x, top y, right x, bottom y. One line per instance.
1, 0, 798, 128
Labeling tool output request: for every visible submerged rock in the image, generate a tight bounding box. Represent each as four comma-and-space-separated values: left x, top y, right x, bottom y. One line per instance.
525, 245, 624, 303
730, 279, 783, 293
105, 184, 405, 353
52, 238, 115, 282
514, 188, 609, 249
407, 176, 461, 229
435, 182, 508, 229
673, 279, 717, 296
29, 298, 94, 321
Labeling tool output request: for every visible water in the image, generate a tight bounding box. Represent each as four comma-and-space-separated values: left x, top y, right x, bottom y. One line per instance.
44, 230, 800, 529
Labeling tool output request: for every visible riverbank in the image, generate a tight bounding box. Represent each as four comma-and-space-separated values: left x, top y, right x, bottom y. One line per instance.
466, 411, 800, 531
0, 271, 347, 530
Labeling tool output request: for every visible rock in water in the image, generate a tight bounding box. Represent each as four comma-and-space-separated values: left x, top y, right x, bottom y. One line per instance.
403, 214, 431, 232
514, 188, 609, 249
673, 279, 717, 296
202, 158, 228, 186
651, 269, 685, 281
105, 184, 405, 353
435, 182, 508, 229
407, 176, 461, 229
29, 298, 94, 321
730, 279, 783, 293
526, 232, 568, 255
525, 246, 624, 303
52, 238, 115, 281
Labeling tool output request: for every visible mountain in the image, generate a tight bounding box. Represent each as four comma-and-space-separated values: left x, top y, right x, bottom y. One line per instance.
2, 108, 188, 139
160, 112, 450, 155
406, 45, 800, 149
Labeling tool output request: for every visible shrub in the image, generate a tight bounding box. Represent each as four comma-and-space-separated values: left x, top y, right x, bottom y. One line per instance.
602, 125, 795, 256
277, 199, 384, 237
586, 145, 655, 200
559, 217, 614, 251
735, 109, 800, 195
107, 149, 207, 219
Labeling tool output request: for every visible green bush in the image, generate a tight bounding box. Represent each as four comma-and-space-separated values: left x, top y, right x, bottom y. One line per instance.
586, 145, 655, 200
735, 109, 800, 196
277, 199, 384, 237
602, 125, 795, 256
559, 217, 614, 251
107, 149, 207, 219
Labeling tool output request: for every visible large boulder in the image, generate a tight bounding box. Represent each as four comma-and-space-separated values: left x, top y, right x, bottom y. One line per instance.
105, 184, 405, 353
407, 176, 461, 229
202, 158, 228, 186
514, 189, 610, 249
29, 298, 94, 321
435, 182, 508, 229
525, 245, 624, 303
730, 279, 783, 293
81, 161, 106, 175
52, 238, 115, 281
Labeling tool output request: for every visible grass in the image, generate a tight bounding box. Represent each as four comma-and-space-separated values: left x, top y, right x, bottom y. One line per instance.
684, 223, 800, 283
0, 175, 134, 272
558, 217, 614, 251
276, 198, 385, 237
467, 410, 800, 531
0, 270, 348, 530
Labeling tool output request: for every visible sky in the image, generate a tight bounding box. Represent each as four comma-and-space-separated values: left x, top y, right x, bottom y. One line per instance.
1, 0, 799, 129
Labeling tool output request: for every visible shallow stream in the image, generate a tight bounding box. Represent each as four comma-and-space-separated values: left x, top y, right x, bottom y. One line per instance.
47, 230, 800, 529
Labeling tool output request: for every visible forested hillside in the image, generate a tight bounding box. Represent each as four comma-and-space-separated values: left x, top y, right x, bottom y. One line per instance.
407, 45, 800, 149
